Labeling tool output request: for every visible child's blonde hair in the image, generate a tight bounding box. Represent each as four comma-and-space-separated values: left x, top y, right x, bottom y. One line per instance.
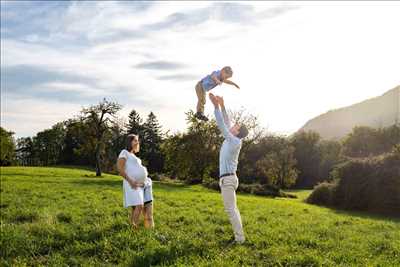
222, 66, 233, 77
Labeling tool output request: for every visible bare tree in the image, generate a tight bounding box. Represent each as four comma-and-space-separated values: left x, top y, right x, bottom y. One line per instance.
229, 107, 267, 148
81, 98, 122, 176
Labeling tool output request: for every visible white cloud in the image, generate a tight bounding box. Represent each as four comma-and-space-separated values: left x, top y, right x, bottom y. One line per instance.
1, 97, 82, 137
41, 82, 106, 96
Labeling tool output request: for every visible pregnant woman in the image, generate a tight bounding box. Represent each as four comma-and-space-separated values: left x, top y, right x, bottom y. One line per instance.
117, 134, 154, 229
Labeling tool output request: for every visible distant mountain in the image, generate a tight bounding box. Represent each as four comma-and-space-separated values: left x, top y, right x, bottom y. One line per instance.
299, 86, 400, 140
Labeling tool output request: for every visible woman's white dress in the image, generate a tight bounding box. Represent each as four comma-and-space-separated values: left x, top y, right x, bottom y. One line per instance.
118, 149, 153, 207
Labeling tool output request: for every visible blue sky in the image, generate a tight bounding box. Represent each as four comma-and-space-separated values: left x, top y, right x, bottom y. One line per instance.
1, 1, 400, 137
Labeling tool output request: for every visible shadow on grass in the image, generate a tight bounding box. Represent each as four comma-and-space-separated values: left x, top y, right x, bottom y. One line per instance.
51, 165, 96, 171
70, 179, 121, 188
1, 165, 102, 176
306, 201, 400, 223
155, 181, 192, 192
331, 208, 400, 223
52, 165, 119, 176
0, 172, 54, 178
68, 179, 193, 192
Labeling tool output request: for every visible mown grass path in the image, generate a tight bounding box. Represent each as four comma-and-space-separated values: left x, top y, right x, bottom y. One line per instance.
1, 167, 399, 266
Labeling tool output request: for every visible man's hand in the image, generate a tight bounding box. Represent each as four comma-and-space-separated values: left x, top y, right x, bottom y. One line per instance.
209, 93, 219, 108
216, 96, 225, 107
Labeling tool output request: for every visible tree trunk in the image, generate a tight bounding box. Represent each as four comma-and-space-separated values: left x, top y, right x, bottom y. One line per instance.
95, 144, 102, 176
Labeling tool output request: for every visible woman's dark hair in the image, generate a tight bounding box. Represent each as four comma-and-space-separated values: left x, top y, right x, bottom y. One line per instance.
126, 134, 139, 152
237, 125, 249, 139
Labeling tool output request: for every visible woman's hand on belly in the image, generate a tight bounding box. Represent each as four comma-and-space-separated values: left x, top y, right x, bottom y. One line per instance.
127, 177, 144, 189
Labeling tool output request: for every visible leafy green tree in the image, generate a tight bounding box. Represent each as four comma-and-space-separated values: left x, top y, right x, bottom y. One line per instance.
60, 119, 92, 166
127, 109, 144, 137
162, 133, 191, 180
142, 112, 164, 173
239, 135, 281, 184
377, 125, 400, 154
125, 109, 147, 160
342, 125, 400, 158
61, 116, 127, 173
162, 111, 221, 183
393, 143, 400, 154
255, 137, 298, 188
318, 140, 343, 180
16, 137, 34, 165
291, 131, 322, 188
342, 126, 379, 157
0, 127, 16, 166
32, 123, 66, 166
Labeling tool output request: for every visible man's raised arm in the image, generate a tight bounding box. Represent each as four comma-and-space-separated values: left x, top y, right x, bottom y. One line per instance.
209, 94, 231, 139
216, 96, 231, 129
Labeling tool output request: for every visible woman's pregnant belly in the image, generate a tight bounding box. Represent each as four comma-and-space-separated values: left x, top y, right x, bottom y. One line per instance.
126, 164, 148, 183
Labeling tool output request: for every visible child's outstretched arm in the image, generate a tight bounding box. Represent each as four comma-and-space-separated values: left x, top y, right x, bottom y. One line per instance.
223, 79, 240, 89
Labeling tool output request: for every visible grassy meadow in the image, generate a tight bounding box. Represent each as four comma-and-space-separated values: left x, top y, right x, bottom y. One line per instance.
1, 167, 399, 266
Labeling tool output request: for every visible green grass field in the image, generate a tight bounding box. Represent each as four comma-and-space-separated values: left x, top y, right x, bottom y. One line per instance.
1, 167, 399, 266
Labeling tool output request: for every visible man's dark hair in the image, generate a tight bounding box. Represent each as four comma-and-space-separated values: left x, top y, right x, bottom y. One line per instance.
237, 125, 249, 139
126, 134, 138, 152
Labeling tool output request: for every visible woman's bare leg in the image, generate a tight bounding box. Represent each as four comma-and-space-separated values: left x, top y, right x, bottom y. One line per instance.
131, 205, 143, 228
143, 202, 154, 228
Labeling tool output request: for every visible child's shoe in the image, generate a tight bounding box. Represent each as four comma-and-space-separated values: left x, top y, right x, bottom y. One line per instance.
195, 112, 209, 121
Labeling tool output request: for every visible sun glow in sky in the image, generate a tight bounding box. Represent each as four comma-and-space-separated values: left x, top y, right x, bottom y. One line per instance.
1, 1, 400, 137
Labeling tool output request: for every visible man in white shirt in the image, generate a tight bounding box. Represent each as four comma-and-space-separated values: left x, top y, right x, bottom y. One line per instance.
209, 93, 249, 244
